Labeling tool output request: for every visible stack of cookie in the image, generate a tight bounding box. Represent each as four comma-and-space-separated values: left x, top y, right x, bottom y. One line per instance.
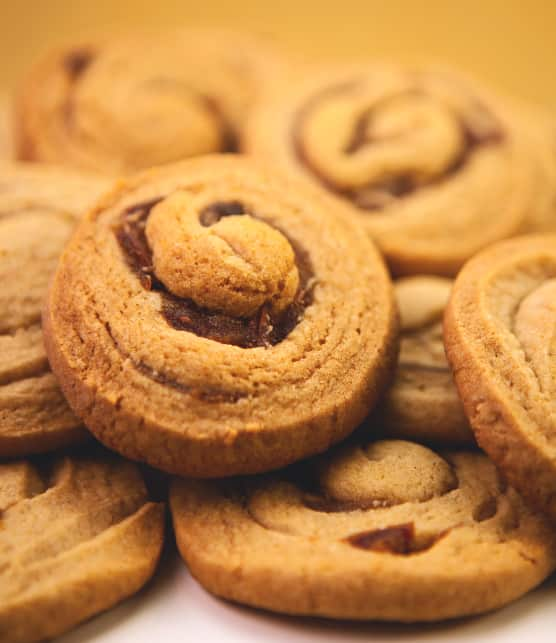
2, 27, 556, 641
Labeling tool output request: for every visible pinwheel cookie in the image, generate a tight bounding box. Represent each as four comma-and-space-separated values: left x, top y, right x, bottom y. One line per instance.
171, 438, 556, 621
0, 162, 108, 457
377, 276, 472, 444
246, 63, 556, 275
445, 235, 556, 521
43, 156, 398, 477
0, 452, 164, 643
16, 28, 287, 174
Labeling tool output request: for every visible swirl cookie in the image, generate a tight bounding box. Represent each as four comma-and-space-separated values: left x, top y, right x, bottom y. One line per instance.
445, 235, 556, 520
43, 156, 398, 477
0, 162, 108, 457
16, 29, 287, 174
0, 452, 164, 643
246, 64, 556, 275
378, 276, 472, 444
171, 438, 556, 621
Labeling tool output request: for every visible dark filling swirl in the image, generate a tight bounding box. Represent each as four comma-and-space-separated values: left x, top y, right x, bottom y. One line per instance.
115, 198, 315, 348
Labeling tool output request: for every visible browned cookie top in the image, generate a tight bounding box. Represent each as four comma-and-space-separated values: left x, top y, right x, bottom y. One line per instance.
171, 438, 556, 621
43, 156, 398, 477
0, 452, 164, 643
0, 162, 108, 457
16, 29, 288, 174
445, 235, 556, 521
246, 63, 556, 275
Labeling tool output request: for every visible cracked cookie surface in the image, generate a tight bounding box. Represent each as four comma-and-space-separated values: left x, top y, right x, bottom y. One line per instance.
0, 162, 108, 456
171, 438, 556, 621
0, 452, 165, 643
43, 155, 398, 477
445, 235, 556, 520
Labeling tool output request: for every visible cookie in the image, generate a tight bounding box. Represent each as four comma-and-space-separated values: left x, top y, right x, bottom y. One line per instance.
171, 438, 556, 621
43, 155, 398, 477
0, 452, 164, 643
377, 276, 472, 444
245, 63, 556, 275
0, 162, 108, 457
445, 235, 556, 520
16, 28, 287, 174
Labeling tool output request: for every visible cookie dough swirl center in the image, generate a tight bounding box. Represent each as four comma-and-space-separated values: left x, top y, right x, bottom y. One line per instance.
246, 441, 468, 555
294, 82, 502, 210
318, 440, 457, 507
145, 193, 300, 317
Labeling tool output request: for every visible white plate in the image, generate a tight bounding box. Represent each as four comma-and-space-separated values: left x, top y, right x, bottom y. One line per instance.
59, 542, 556, 643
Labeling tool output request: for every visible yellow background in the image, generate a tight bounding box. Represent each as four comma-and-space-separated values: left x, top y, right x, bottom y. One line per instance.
1, 0, 555, 109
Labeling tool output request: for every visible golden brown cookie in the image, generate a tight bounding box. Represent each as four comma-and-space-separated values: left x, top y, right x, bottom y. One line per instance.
16, 29, 287, 174
0, 162, 108, 457
445, 235, 556, 521
246, 63, 556, 275
43, 155, 398, 477
377, 276, 472, 444
171, 438, 556, 621
0, 451, 164, 643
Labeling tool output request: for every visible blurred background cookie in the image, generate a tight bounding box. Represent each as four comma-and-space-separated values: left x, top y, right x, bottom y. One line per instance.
0, 451, 164, 643
0, 162, 108, 457
43, 156, 398, 477
445, 235, 556, 521
246, 63, 556, 275
15, 28, 288, 174
377, 276, 473, 445
171, 438, 556, 621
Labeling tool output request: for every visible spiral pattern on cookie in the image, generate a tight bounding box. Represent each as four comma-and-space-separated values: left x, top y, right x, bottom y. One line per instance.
16, 29, 286, 174
171, 438, 556, 621
43, 156, 398, 477
378, 276, 472, 444
445, 235, 556, 521
0, 162, 108, 457
246, 64, 556, 275
0, 453, 164, 642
